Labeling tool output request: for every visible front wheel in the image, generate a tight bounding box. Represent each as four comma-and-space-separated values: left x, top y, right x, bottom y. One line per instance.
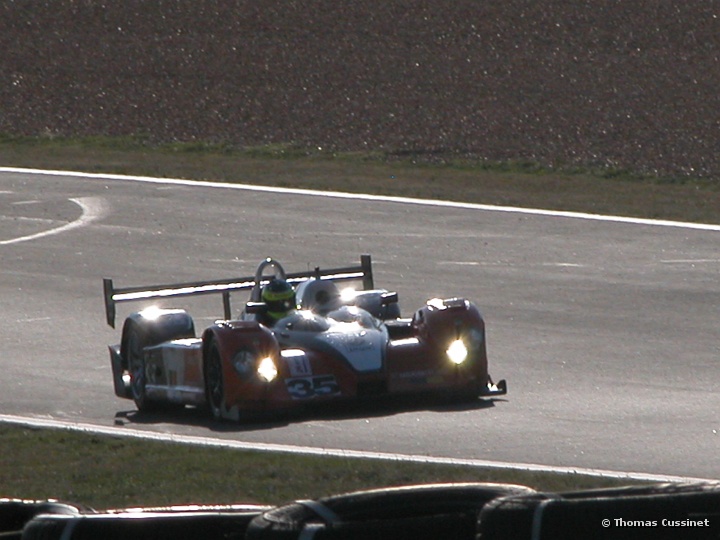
204, 340, 225, 420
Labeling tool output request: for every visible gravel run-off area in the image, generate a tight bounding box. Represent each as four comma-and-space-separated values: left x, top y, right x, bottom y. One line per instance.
2, 1, 720, 180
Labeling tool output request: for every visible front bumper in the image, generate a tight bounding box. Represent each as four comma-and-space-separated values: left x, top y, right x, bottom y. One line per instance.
479, 376, 507, 397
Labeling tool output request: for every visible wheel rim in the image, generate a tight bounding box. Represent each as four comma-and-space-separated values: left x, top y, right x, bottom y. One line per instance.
206, 344, 224, 416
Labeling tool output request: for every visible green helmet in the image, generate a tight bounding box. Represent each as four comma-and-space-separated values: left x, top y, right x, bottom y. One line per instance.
261, 279, 296, 321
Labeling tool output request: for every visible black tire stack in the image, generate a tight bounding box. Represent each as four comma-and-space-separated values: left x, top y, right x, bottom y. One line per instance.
476, 482, 720, 540
0, 499, 87, 540
17, 504, 271, 540
245, 482, 534, 540
7, 481, 720, 539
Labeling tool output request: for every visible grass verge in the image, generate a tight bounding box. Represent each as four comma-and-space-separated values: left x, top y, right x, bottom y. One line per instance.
0, 424, 644, 510
1, 135, 718, 224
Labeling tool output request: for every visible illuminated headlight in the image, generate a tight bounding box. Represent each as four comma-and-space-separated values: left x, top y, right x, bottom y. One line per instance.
446, 339, 468, 365
257, 356, 278, 382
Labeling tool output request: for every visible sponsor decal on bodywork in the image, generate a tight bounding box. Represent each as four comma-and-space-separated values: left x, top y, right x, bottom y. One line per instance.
286, 375, 341, 399
282, 349, 313, 377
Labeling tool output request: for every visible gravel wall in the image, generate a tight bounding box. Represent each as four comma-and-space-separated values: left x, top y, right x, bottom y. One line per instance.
2, 1, 719, 178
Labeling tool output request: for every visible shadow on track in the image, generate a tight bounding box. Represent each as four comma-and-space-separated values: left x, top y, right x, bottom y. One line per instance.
115, 393, 507, 433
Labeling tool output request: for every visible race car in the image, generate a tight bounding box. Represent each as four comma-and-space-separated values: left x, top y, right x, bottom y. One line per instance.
103, 255, 506, 421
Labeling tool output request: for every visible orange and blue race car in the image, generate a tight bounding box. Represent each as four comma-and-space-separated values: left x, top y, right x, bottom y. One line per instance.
103, 255, 506, 421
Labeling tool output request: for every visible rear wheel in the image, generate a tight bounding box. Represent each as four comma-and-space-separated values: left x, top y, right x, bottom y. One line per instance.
125, 323, 157, 412
120, 309, 196, 413
204, 340, 225, 420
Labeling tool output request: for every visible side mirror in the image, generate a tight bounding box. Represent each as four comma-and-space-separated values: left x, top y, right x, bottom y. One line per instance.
380, 292, 399, 305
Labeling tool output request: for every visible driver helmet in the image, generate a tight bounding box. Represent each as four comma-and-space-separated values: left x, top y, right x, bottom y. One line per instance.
296, 279, 343, 314
261, 279, 296, 321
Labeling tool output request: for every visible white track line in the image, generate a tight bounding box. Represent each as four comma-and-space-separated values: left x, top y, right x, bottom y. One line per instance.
0, 196, 108, 246
2, 167, 720, 232
0, 414, 714, 484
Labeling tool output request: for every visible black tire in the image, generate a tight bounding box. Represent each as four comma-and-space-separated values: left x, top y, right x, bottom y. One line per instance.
121, 310, 196, 414
477, 481, 720, 540
246, 482, 535, 540
204, 339, 225, 420
124, 322, 157, 412
22, 506, 268, 540
0, 499, 85, 533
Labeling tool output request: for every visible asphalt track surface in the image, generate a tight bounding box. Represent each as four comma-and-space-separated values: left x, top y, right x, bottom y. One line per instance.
1, 168, 719, 481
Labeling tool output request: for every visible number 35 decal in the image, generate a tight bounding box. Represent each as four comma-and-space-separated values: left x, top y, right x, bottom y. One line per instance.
286, 375, 340, 399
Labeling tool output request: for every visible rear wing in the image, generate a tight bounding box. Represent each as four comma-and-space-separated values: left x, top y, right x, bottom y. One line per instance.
103, 254, 374, 328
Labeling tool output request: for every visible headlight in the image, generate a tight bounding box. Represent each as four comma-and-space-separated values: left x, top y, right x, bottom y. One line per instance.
232, 350, 255, 378
446, 339, 468, 365
257, 356, 278, 382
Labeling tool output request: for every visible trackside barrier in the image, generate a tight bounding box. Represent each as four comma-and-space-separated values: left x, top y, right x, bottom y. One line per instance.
476, 481, 720, 540
103, 255, 374, 327
12, 481, 720, 539
19, 505, 272, 540
0, 499, 88, 539
244, 482, 536, 540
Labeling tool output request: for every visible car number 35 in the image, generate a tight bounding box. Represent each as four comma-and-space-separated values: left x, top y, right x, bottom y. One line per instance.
286, 375, 340, 399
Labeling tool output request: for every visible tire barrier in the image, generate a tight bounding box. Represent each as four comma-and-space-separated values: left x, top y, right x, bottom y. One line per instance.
0, 499, 87, 537
477, 482, 720, 540
12, 481, 720, 540
103, 504, 272, 515
20, 505, 271, 540
245, 482, 536, 540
